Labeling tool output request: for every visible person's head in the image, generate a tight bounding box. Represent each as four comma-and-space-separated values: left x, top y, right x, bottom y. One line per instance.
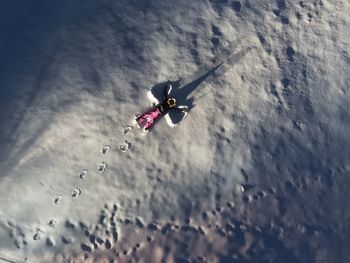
167, 97, 177, 108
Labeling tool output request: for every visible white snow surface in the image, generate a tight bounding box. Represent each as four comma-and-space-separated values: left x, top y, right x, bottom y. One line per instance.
0, 0, 349, 262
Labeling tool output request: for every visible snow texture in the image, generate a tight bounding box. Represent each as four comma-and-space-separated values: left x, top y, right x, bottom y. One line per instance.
0, 0, 349, 262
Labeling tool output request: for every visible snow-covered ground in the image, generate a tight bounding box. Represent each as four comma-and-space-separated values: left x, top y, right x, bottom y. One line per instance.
0, 0, 349, 262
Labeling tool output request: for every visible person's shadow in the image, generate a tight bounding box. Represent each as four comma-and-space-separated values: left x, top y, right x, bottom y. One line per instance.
147, 47, 252, 124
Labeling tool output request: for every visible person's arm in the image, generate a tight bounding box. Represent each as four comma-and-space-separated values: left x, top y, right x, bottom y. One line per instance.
163, 84, 172, 100
172, 105, 188, 113
147, 90, 159, 106
171, 105, 188, 125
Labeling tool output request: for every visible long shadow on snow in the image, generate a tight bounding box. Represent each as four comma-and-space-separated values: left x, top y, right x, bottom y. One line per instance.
0, 1, 143, 177
0, 1, 65, 177
148, 47, 252, 125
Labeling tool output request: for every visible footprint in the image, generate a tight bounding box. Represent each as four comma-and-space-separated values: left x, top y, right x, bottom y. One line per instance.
33, 231, 41, 241
135, 242, 141, 249
232, 1, 242, 12
242, 195, 252, 203
135, 217, 145, 228
124, 218, 133, 225
14, 240, 22, 249
119, 141, 131, 152
216, 226, 226, 237
124, 126, 133, 134
46, 236, 55, 247
48, 219, 56, 227
89, 234, 97, 244
65, 219, 76, 229
81, 243, 92, 253
96, 236, 104, 245
240, 184, 254, 192
210, 25, 222, 46
79, 169, 88, 179
286, 46, 295, 61
225, 223, 235, 233
98, 162, 107, 172
161, 224, 172, 235
99, 213, 106, 225
61, 235, 74, 244
211, 25, 222, 37
293, 120, 302, 130
226, 201, 234, 208
147, 223, 159, 231
216, 206, 222, 213
112, 228, 118, 242
257, 191, 266, 198
72, 187, 82, 198
285, 181, 297, 194
281, 77, 290, 88
210, 37, 219, 46
101, 145, 111, 154
280, 16, 290, 24
54, 195, 63, 204
257, 33, 266, 45
180, 225, 198, 234
105, 239, 112, 249
268, 187, 276, 194
198, 226, 206, 235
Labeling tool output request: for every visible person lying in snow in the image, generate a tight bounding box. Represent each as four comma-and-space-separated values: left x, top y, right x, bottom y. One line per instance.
136, 84, 188, 132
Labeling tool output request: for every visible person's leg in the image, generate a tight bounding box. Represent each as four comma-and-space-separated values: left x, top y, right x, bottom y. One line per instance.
136, 111, 152, 129
136, 112, 148, 123
135, 106, 164, 132
139, 108, 162, 131
143, 113, 156, 130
